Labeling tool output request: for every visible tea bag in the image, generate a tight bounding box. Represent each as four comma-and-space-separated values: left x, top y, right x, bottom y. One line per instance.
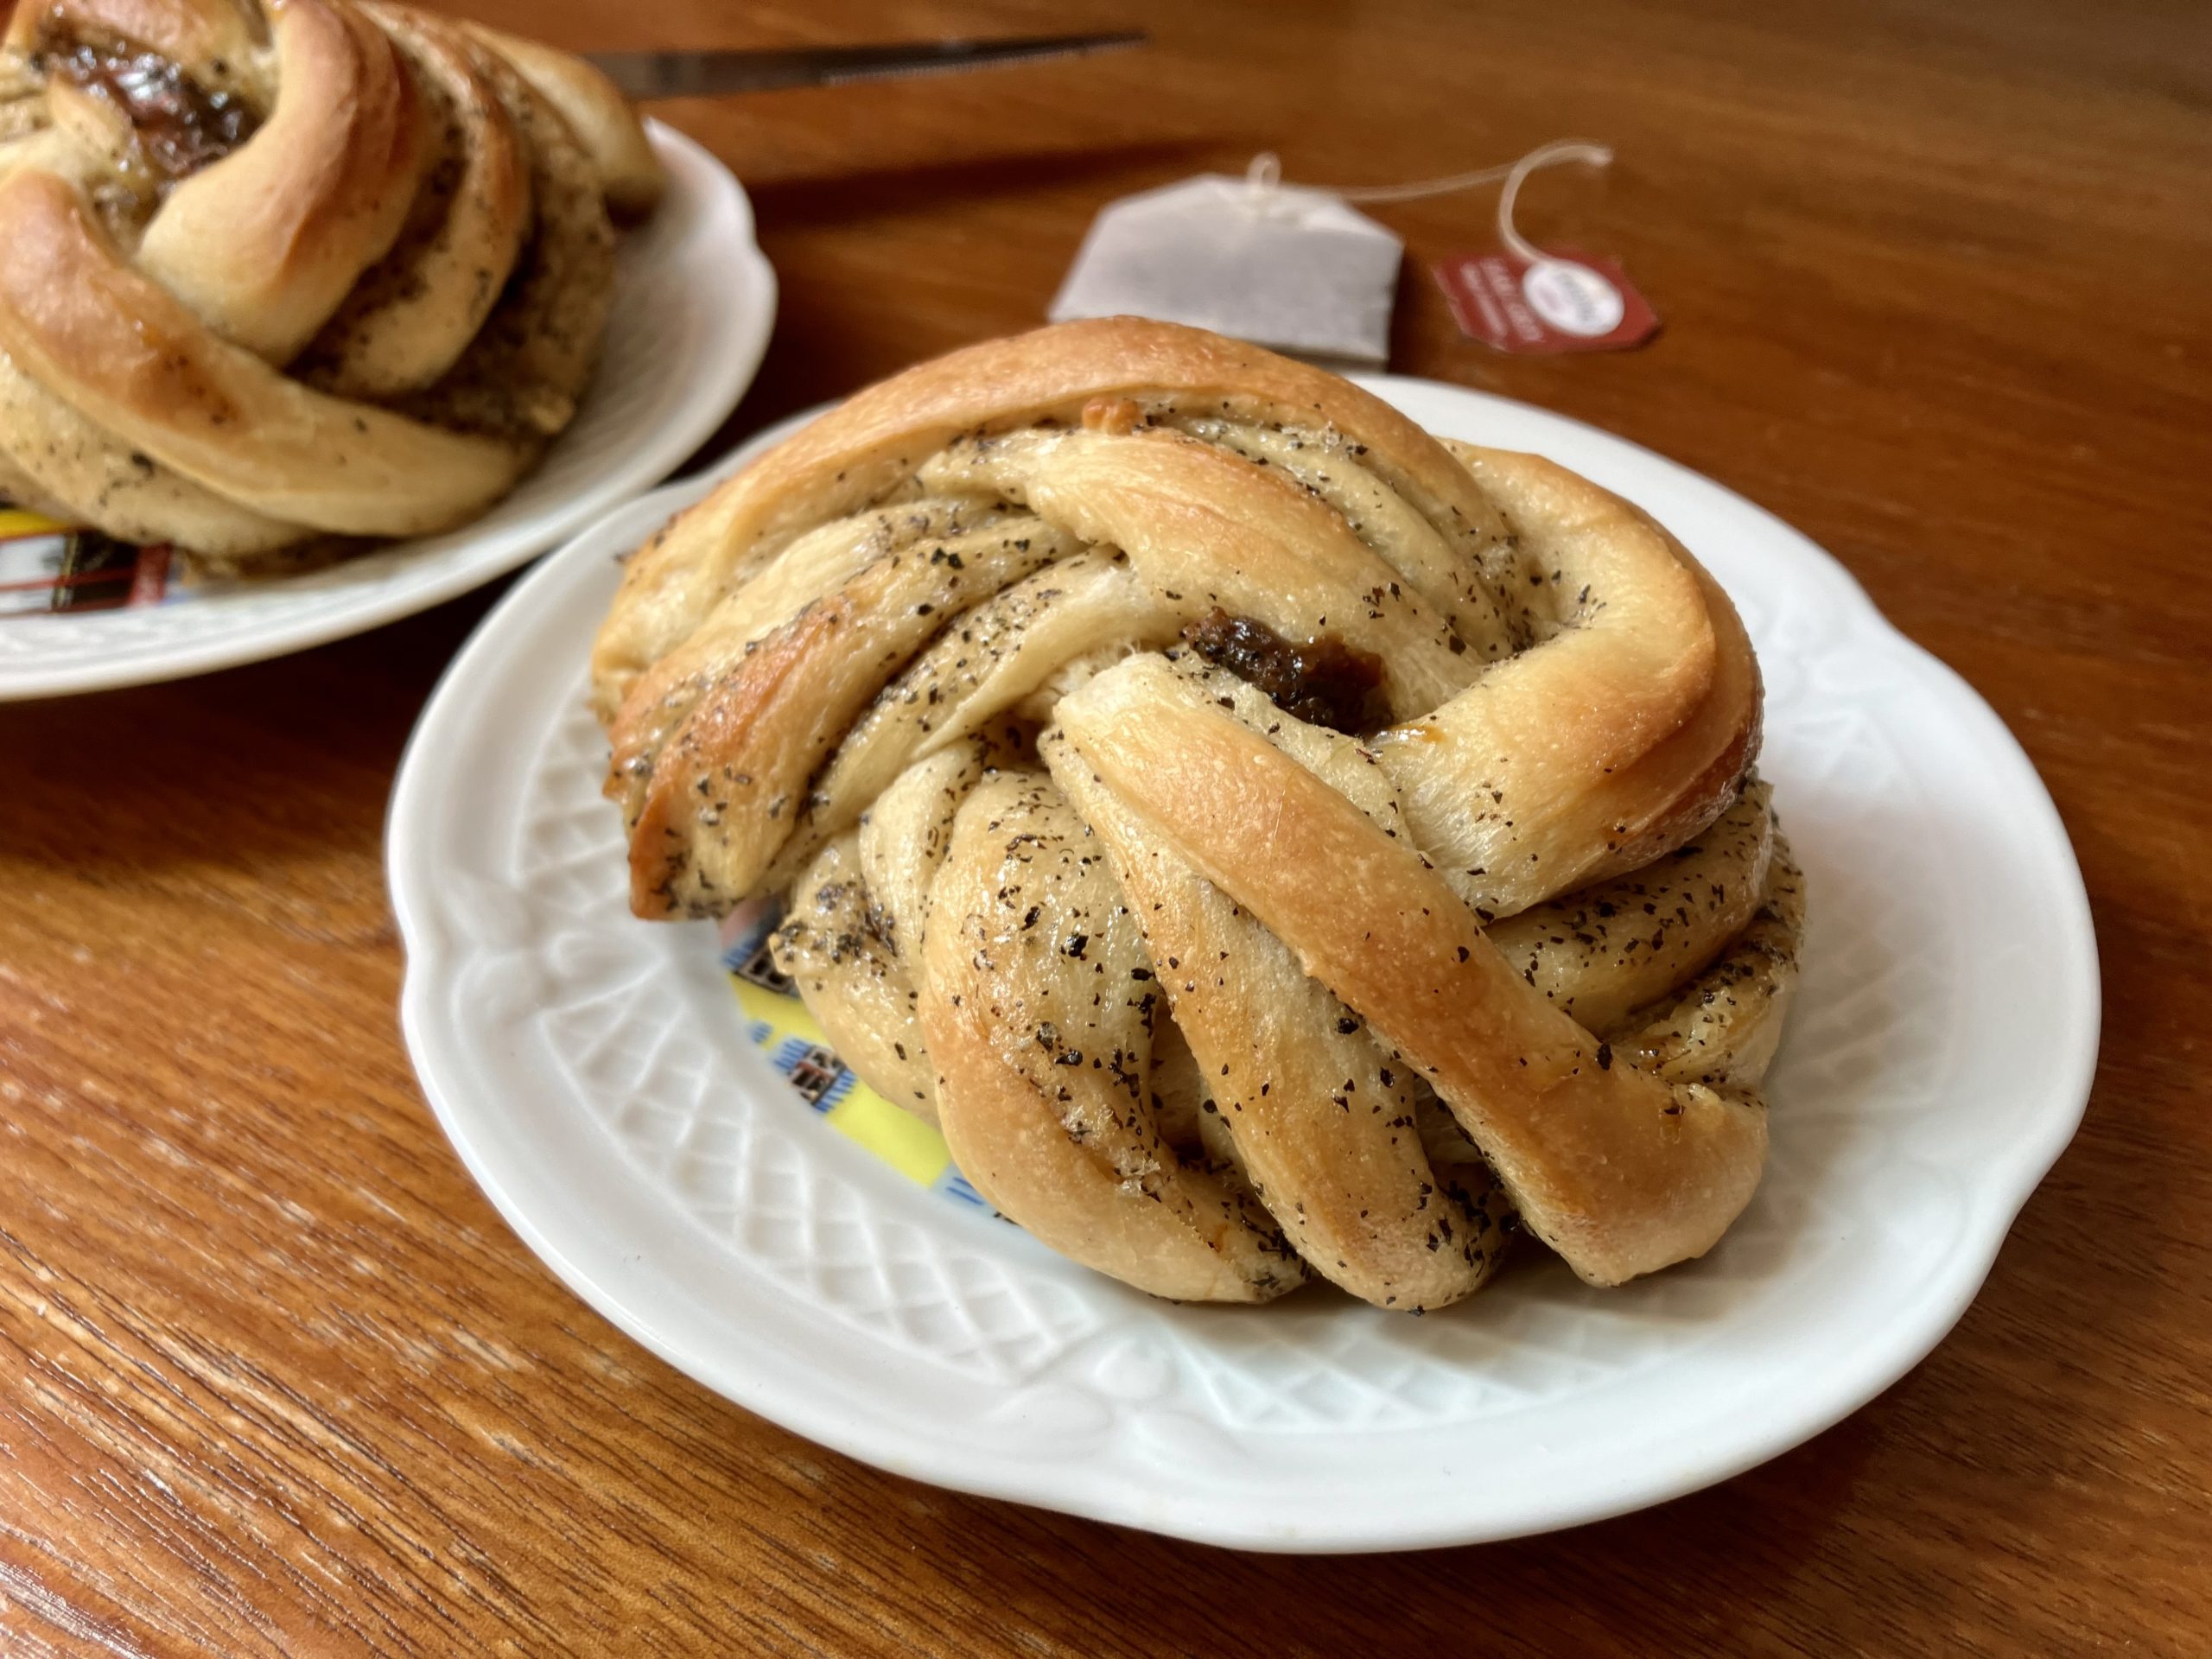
1048, 165, 1402, 367
1050, 140, 1641, 365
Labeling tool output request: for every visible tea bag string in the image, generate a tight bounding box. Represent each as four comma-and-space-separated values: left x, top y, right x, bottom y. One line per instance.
1243, 138, 1613, 265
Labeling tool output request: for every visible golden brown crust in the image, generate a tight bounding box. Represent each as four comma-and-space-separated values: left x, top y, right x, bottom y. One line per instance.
302, 6, 531, 398
1053, 661, 1766, 1286
0, 168, 526, 533
460, 19, 664, 218
1377, 444, 1761, 918
1046, 728, 1510, 1310
588, 318, 1802, 1305
1487, 784, 1779, 1034
0, 343, 308, 554
770, 836, 939, 1121
0, 0, 658, 563
135, 0, 430, 362
589, 315, 1516, 724
617, 515, 1072, 916
919, 773, 1305, 1304
387, 44, 614, 444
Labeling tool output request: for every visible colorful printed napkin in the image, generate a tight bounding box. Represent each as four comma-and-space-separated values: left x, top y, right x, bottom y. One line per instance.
0, 501, 183, 617
721, 906, 988, 1211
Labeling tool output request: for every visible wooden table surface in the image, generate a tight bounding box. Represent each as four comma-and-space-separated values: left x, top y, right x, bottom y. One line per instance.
5, 0, 2209, 1652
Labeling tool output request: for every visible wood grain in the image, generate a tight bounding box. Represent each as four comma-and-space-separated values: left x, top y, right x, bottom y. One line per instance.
4, 0, 2209, 1652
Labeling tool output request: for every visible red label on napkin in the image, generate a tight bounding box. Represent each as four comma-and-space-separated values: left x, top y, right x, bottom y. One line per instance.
1434, 247, 1658, 354
0, 506, 175, 618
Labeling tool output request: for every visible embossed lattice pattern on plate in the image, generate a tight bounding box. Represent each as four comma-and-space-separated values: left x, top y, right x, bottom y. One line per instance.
392, 378, 2096, 1548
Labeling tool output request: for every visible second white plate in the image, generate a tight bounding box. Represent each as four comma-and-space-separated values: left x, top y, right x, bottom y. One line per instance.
390, 379, 2099, 1552
0, 121, 775, 701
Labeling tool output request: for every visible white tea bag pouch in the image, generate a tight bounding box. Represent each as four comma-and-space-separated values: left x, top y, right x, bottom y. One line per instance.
1049, 169, 1402, 366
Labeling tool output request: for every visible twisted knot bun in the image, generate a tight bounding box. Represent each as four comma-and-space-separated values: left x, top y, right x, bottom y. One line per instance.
594, 319, 1804, 1307
0, 0, 661, 568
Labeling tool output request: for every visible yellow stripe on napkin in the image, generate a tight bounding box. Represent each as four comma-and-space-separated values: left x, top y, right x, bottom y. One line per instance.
731, 977, 955, 1189
0, 507, 66, 539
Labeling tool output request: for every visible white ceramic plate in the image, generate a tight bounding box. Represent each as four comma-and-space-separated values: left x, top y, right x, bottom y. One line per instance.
0, 122, 774, 702
389, 379, 2099, 1553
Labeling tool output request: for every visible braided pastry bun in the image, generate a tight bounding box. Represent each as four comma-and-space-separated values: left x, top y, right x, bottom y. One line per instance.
0, 0, 663, 569
594, 318, 1805, 1309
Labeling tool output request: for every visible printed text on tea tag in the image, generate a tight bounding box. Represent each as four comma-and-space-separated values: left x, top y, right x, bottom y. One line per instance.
1435, 247, 1658, 354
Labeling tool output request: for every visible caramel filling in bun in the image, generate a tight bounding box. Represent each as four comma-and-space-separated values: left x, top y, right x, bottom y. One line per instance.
39, 37, 258, 181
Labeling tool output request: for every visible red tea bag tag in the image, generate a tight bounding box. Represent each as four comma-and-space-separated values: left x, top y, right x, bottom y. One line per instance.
1435, 247, 1658, 354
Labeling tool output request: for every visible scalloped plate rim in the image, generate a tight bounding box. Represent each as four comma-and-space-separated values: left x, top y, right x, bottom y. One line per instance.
0, 120, 775, 702
389, 378, 2100, 1552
